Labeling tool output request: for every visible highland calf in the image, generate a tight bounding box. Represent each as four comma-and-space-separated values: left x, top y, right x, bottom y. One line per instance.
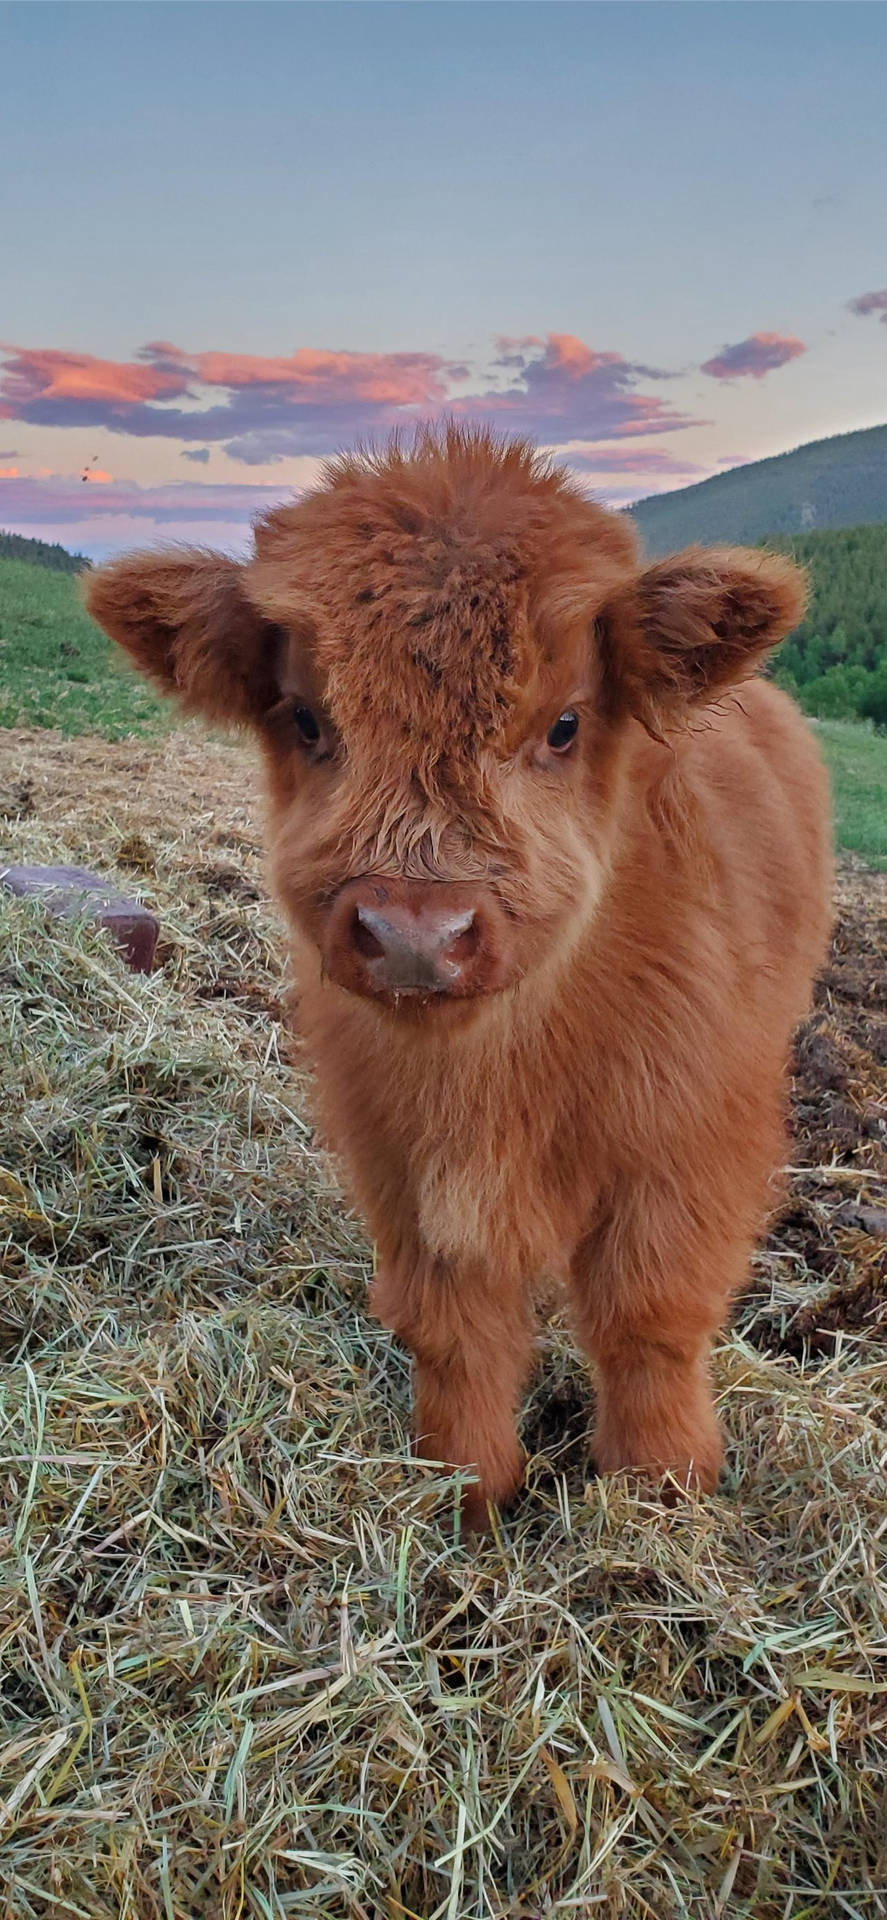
87, 429, 832, 1528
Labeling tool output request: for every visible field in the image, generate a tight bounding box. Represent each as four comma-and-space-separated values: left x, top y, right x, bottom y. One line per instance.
817, 720, 887, 870
0, 556, 168, 740
1, 723, 885, 1918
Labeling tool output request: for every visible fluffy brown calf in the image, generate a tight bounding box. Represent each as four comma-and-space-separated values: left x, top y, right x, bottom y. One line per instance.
87, 428, 832, 1527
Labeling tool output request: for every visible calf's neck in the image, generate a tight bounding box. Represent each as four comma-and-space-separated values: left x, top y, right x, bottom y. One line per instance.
87, 428, 832, 1528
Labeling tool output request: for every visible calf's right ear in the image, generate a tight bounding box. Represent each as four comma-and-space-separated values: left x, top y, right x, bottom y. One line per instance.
600, 545, 807, 738
84, 549, 282, 727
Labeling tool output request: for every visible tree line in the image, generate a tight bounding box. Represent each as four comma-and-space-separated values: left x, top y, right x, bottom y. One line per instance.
766, 521, 887, 728
0, 529, 90, 574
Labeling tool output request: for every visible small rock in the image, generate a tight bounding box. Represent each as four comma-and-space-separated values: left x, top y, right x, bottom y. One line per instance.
0, 864, 159, 973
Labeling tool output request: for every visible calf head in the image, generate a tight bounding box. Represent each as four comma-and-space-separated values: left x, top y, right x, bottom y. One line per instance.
86, 429, 805, 1018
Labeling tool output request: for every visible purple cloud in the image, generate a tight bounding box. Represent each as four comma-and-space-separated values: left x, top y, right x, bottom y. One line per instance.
0, 442, 706, 557
847, 288, 887, 323
468, 334, 702, 442
553, 445, 703, 477
0, 331, 701, 466
0, 472, 291, 527
701, 332, 807, 382
181, 447, 211, 464
0, 472, 306, 559
0, 340, 455, 458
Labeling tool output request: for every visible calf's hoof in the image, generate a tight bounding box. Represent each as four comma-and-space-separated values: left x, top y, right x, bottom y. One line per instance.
459, 1465, 524, 1534
592, 1427, 723, 1499
436, 1448, 524, 1536
460, 1484, 496, 1534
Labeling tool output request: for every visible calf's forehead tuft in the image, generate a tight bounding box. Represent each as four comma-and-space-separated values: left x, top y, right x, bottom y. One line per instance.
246, 429, 639, 747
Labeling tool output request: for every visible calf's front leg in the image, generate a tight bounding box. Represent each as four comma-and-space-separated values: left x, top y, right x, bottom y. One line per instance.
585, 1328, 723, 1493
569, 1190, 754, 1495
372, 1249, 534, 1530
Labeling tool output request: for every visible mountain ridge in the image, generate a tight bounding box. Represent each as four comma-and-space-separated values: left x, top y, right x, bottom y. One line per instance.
628, 422, 887, 555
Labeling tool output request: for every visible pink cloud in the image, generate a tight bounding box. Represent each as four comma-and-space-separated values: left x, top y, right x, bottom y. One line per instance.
0, 345, 190, 414
0, 464, 19, 478
536, 333, 603, 379
551, 443, 703, 476
0, 331, 700, 465
0, 338, 461, 460
458, 333, 703, 444
847, 288, 887, 323
138, 337, 460, 405
81, 468, 113, 484
191, 346, 451, 405
700, 332, 807, 382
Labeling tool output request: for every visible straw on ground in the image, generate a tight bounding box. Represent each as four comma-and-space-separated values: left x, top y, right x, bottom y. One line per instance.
1, 727, 885, 1918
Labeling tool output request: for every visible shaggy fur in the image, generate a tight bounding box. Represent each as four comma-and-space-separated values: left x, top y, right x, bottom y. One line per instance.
86, 427, 832, 1528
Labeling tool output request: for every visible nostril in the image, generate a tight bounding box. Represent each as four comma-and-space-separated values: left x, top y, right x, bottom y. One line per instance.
443, 915, 479, 965
353, 906, 386, 960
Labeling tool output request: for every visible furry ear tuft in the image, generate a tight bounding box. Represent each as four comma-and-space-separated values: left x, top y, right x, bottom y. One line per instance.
600, 546, 807, 736
84, 549, 282, 727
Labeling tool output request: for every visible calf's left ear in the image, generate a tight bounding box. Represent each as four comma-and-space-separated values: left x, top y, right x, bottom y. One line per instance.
602, 545, 807, 736
84, 549, 282, 727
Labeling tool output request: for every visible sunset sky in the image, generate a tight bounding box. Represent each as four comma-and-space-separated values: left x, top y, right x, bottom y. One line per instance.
2, 1, 886, 556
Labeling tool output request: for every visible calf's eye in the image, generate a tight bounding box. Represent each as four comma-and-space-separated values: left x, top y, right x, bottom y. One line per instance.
293, 703, 321, 747
547, 709, 579, 753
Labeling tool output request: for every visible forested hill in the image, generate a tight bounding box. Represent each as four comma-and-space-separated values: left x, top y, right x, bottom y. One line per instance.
0, 529, 89, 573
768, 520, 887, 724
630, 424, 887, 554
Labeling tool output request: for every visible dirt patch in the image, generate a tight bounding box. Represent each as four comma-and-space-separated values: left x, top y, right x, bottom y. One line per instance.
747, 862, 887, 1354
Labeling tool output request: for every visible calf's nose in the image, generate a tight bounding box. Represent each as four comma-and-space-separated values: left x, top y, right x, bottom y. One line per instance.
323, 878, 503, 1002
352, 900, 479, 993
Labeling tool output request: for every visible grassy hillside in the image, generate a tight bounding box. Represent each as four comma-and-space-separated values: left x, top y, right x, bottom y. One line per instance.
0, 527, 89, 573
816, 719, 887, 868
0, 553, 166, 737
630, 422, 887, 553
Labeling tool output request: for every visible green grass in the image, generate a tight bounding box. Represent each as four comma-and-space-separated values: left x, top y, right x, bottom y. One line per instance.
817, 718, 887, 868
0, 554, 167, 738
1, 554, 885, 864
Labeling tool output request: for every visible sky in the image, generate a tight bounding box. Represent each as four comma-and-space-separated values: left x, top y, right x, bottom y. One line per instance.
2, 0, 886, 558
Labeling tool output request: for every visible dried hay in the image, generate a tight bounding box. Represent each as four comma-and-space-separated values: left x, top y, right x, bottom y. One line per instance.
0, 727, 885, 1919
